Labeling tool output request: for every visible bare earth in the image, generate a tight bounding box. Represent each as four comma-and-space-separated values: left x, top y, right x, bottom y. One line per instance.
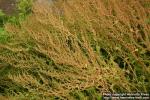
0, 0, 17, 15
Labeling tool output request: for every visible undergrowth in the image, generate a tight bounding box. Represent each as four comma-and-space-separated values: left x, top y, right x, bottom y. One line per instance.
0, 0, 150, 99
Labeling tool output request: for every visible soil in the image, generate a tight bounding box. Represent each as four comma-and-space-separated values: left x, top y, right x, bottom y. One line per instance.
0, 0, 17, 15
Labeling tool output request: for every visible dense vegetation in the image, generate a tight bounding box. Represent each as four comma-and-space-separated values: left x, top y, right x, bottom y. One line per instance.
0, 0, 150, 99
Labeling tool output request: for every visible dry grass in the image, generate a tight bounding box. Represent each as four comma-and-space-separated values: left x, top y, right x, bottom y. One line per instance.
0, 0, 150, 99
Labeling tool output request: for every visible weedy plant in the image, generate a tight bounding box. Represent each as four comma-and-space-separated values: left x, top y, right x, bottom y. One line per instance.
0, 0, 150, 99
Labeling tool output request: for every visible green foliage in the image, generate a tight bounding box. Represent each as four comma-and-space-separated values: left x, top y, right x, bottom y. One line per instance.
83, 87, 102, 100
18, 0, 33, 18
0, 10, 11, 44
0, 10, 5, 16
0, 78, 28, 96
0, 0, 34, 46
145, 18, 150, 25
70, 91, 85, 100
143, 2, 150, 8
0, 28, 10, 44
0, 0, 33, 26
0, 10, 7, 27
8, 0, 33, 25
70, 87, 102, 100
7, 16, 20, 26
